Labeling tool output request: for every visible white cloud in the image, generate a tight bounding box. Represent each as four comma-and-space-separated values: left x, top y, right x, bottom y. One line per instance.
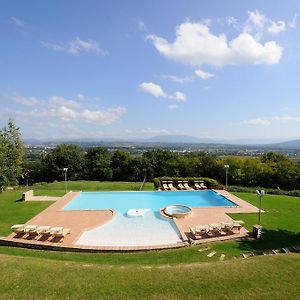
11, 17, 25, 28
268, 21, 286, 34
139, 82, 167, 98
140, 128, 170, 135
161, 75, 192, 83
56, 106, 78, 120
7, 93, 126, 125
41, 37, 107, 56
49, 96, 81, 109
244, 10, 267, 36
241, 118, 271, 126
76, 93, 85, 100
139, 82, 187, 103
168, 104, 178, 110
244, 10, 287, 37
241, 115, 300, 126
10, 94, 82, 109
226, 16, 238, 26
170, 91, 186, 102
15, 106, 126, 125
11, 95, 41, 106
289, 14, 298, 28
80, 107, 126, 124
124, 128, 171, 137
202, 18, 212, 26
147, 21, 282, 67
272, 115, 300, 122
195, 69, 215, 80
137, 19, 147, 32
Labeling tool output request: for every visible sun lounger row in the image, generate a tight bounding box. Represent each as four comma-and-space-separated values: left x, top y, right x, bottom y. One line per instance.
11, 224, 71, 242
190, 220, 244, 240
161, 180, 207, 191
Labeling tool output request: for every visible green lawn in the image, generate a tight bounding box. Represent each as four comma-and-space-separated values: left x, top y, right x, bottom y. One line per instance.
0, 181, 299, 299
229, 192, 300, 250
32, 180, 155, 196
0, 190, 51, 236
0, 253, 298, 299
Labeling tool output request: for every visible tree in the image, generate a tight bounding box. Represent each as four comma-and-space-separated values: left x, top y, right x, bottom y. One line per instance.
41, 144, 85, 181
0, 119, 25, 188
85, 147, 113, 180
111, 150, 131, 180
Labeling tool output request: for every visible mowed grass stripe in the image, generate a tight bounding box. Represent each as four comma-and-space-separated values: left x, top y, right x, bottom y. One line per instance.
0, 254, 299, 299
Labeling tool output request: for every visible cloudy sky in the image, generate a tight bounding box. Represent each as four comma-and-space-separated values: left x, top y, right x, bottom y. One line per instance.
0, 0, 299, 141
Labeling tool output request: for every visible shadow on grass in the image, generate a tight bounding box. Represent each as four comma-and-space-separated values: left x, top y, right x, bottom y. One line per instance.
236, 228, 300, 252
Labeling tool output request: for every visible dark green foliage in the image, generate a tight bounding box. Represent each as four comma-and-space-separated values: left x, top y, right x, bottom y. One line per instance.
153, 177, 219, 190
41, 144, 85, 181
228, 185, 300, 197
85, 147, 113, 180
0, 119, 25, 188
23, 144, 300, 191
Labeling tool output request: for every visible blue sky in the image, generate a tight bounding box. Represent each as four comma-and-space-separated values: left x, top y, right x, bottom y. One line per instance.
0, 0, 299, 141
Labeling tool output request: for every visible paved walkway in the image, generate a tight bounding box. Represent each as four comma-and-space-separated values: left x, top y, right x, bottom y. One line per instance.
175, 190, 259, 241
7, 190, 260, 250
9, 192, 114, 246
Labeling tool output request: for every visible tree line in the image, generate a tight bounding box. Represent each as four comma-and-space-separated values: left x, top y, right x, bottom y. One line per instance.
1, 120, 300, 191
25, 144, 300, 190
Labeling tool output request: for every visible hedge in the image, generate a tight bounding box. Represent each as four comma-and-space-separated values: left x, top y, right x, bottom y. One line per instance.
227, 185, 300, 197
153, 177, 220, 190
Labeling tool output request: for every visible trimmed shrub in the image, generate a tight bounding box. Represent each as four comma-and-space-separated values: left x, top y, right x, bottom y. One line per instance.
153, 177, 219, 190
227, 185, 300, 197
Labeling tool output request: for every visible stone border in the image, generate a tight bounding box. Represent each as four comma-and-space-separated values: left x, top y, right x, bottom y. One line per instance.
22, 189, 62, 202
0, 236, 188, 252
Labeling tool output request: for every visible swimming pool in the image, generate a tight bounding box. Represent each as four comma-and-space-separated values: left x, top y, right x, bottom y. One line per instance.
66, 190, 236, 247
64, 190, 236, 213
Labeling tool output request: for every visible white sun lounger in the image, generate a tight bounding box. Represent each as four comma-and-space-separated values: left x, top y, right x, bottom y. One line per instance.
183, 181, 192, 190
51, 228, 71, 240
161, 181, 170, 190
11, 224, 25, 234
36, 225, 52, 237
177, 181, 186, 190
167, 181, 176, 191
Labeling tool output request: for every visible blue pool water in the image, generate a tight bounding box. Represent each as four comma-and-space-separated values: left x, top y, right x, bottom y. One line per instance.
64, 190, 236, 214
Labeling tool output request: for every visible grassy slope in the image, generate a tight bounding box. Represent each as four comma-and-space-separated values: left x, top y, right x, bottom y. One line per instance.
0, 190, 51, 236
229, 192, 300, 250
0, 254, 299, 300
0, 182, 299, 265
0, 182, 299, 299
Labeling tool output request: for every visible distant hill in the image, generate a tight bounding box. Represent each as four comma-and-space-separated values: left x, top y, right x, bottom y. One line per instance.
268, 139, 300, 149
143, 135, 215, 144
23, 135, 300, 149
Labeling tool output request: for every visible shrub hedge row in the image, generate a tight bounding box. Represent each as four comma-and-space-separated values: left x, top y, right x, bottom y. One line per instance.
227, 185, 300, 197
153, 177, 220, 190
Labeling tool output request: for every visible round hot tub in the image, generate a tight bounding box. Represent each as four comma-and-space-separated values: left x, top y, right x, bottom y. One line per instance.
163, 204, 192, 218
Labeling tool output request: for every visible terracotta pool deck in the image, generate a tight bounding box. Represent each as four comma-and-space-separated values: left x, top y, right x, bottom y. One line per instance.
7, 192, 114, 247
174, 190, 259, 242
3, 189, 260, 251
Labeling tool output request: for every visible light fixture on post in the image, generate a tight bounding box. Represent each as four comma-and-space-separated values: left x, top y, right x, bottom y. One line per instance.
256, 189, 264, 226
63, 168, 68, 194
224, 164, 229, 190
253, 189, 265, 239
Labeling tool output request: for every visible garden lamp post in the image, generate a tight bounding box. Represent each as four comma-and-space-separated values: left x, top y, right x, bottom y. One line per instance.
63, 168, 68, 194
224, 164, 229, 190
256, 189, 264, 226
252, 189, 265, 239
